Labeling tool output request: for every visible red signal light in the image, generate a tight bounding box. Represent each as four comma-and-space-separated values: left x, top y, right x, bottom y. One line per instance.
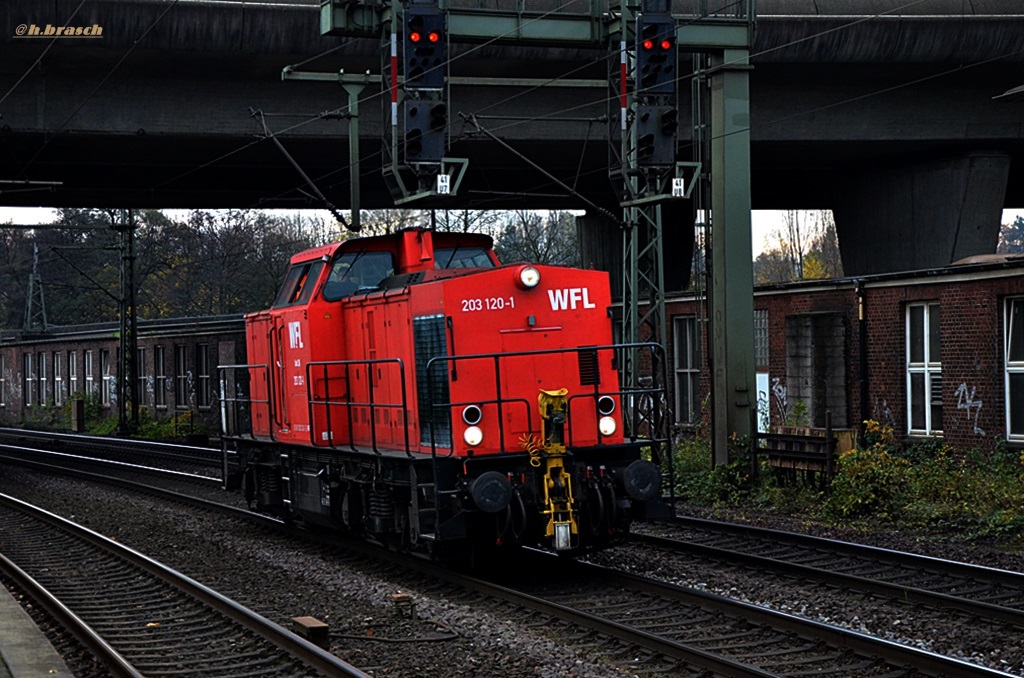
409, 31, 422, 43
428, 31, 441, 43
660, 38, 672, 50
641, 39, 654, 50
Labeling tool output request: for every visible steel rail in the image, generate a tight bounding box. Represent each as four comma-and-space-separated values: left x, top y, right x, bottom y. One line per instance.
0, 552, 142, 678
628, 529, 1024, 627
565, 558, 1016, 678
0, 492, 369, 677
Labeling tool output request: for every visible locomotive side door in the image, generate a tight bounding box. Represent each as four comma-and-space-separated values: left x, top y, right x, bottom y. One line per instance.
268, 258, 324, 441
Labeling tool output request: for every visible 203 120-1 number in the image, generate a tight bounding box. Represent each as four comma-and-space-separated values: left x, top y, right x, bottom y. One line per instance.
461, 296, 515, 312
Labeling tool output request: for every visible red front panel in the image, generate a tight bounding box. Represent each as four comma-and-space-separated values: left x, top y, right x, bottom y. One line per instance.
439, 265, 622, 456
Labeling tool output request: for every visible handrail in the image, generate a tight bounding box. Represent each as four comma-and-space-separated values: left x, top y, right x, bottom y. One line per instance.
305, 357, 411, 456
217, 363, 273, 442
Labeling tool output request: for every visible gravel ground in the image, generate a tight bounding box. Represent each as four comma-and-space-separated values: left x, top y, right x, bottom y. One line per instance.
590, 503, 1024, 676
3, 466, 1024, 676
0, 468, 626, 677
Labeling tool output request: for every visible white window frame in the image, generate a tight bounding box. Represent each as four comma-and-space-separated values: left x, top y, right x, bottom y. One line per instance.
673, 315, 701, 425
85, 350, 94, 395
38, 352, 47, 406
136, 347, 147, 408
69, 351, 78, 396
906, 302, 942, 436
154, 346, 167, 409
1004, 297, 1024, 441
53, 352, 63, 407
196, 343, 211, 409
175, 344, 189, 409
100, 349, 111, 407
23, 353, 34, 407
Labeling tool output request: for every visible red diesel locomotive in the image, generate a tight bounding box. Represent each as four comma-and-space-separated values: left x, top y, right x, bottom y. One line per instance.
220, 228, 667, 559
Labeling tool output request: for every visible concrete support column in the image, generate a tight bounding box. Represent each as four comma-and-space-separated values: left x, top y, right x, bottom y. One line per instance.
834, 151, 1011, 275
709, 49, 755, 465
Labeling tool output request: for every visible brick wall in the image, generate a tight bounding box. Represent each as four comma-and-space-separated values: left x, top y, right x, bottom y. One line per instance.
665, 265, 1024, 452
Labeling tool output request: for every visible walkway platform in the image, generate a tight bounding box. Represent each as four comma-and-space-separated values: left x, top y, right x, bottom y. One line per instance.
0, 584, 73, 677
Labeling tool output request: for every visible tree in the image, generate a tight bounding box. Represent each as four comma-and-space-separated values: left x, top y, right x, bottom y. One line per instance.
998, 216, 1024, 254
493, 211, 581, 266
753, 210, 842, 284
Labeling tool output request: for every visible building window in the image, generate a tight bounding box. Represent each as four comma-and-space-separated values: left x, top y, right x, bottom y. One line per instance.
53, 352, 63, 407
69, 352, 78, 396
673, 315, 701, 425
136, 347, 147, 408
907, 302, 942, 435
175, 345, 189, 408
1004, 298, 1024, 440
754, 309, 769, 369
84, 350, 95, 395
100, 350, 111, 407
0, 354, 6, 407
23, 353, 34, 407
196, 344, 211, 409
37, 352, 47, 406
154, 346, 167, 408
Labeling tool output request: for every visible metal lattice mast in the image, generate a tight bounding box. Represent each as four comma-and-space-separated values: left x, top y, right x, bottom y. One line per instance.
23, 243, 47, 332
116, 209, 139, 434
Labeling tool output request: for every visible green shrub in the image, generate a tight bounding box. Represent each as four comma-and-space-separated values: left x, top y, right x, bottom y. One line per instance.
824, 445, 911, 520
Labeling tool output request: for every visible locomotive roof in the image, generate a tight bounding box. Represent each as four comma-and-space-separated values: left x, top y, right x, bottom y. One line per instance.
289, 228, 495, 265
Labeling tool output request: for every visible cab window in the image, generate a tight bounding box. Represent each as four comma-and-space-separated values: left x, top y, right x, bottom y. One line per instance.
434, 247, 494, 269
322, 251, 396, 301
273, 260, 325, 308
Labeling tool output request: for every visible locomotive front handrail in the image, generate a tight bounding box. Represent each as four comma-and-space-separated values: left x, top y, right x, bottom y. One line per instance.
217, 363, 274, 442
305, 358, 410, 457
424, 341, 670, 458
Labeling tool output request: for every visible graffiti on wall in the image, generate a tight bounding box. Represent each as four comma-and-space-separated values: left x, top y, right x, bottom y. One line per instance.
771, 377, 788, 423
872, 397, 896, 428
954, 383, 985, 436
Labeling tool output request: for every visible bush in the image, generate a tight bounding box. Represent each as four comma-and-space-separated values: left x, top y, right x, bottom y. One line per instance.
673, 433, 758, 505
824, 444, 911, 520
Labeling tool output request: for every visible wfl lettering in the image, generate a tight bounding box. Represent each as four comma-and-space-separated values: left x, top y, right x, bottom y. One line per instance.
548, 288, 596, 311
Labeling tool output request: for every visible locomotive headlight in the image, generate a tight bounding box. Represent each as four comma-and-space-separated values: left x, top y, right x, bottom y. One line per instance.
464, 425, 484, 446
515, 265, 541, 289
462, 405, 483, 425
598, 415, 617, 436
597, 396, 616, 416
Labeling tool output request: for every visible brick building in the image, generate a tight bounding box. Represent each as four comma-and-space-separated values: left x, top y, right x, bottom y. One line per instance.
666, 257, 1024, 451
0, 316, 245, 432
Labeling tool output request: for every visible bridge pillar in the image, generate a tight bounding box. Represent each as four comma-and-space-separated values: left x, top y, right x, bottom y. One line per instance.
833, 151, 1010, 275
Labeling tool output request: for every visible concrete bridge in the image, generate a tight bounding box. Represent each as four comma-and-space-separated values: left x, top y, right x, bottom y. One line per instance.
0, 0, 1022, 273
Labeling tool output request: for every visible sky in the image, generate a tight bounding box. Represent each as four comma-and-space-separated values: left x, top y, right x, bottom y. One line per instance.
2, 207, 1023, 257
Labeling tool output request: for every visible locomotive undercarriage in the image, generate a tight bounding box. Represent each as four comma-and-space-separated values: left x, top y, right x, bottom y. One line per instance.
226, 439, 659, 559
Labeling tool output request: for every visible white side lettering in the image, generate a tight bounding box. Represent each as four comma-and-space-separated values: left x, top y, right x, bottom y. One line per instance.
548, 289, 570, 311
288, 321, 304, 349
582, 288, 596, 309
548, 288, 596, 311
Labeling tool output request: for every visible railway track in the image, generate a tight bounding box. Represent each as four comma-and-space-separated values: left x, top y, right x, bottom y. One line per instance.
630, 516, 1024, 627
0, 493, 366, 677
0, 427, 221, 474
0, 434, 1017, 676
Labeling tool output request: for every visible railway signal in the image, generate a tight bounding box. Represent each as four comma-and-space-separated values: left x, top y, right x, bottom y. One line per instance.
404, 99, 446, 164
635, 17, 676, 95
404, 6, 445, 89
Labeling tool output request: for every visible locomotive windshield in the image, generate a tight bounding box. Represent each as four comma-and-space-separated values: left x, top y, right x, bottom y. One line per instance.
435, 247, 494, 269
322, 251, 396, 301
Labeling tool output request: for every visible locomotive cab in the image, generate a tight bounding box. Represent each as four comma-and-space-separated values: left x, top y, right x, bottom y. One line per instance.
220, 228, 669, 560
